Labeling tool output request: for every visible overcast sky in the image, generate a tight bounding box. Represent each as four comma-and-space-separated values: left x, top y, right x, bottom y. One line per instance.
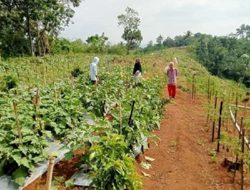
60, 0, 250, 45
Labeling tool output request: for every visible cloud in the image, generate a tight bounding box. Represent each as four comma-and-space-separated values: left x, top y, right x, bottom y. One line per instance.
60, 0, 250, 44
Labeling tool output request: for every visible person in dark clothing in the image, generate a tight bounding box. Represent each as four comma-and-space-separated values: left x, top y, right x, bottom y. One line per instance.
133, 58, 142, 75
133, 58, 142, 84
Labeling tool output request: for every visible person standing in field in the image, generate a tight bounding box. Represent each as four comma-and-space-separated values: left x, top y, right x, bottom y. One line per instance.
90, 57, 100, 84
133, 58, 142, 84
165, 62, 177, 98
174, 57, 179, 64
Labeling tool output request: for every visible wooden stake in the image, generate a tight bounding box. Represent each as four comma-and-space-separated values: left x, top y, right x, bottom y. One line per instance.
192, 74, 196, 100
128, 101, 135, 127
217, 101, 223, 152
119, 101, 123, 134
235, 93, 238, 124
207, 77, 210, 100
212, 94, 218, 142
13, 101, 22, 144
241, 126, 245, 190
46, 156, 55, 190
233, 118, 243, 183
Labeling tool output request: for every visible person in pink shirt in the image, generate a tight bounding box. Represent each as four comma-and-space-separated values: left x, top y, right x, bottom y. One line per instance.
165, 62, 177, 98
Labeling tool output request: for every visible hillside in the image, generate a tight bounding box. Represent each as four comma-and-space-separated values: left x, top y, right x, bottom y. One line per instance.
0, 48, 250, 190
140, 48, 250, 190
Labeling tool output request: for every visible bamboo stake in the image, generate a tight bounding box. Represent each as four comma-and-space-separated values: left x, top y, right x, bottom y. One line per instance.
207, 77, 211, 100
235, 93, 238, 124
241, 126, 245, 190
119, 101, 123, 134
233, 118, 243, 183
13, 101, 22, 144
46, 156, 55, 190
212, 93, 218, 142
191, 74, 196, 100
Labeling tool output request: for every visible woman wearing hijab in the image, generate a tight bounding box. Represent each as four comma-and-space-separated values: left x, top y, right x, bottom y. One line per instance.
90, 57, 100, 84
165, 62, 177, 98
133, 58, 142, 84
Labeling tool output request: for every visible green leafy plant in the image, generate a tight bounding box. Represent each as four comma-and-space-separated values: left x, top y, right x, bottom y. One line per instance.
84, 134, 142, 190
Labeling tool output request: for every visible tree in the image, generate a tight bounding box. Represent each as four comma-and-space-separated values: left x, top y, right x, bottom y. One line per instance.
163, 37, 175, 47
236, 24, 250, 40
156, 35, 163, 47
118, 7, 143, 54
0, 0, 82, 56
86, 33, 108, 53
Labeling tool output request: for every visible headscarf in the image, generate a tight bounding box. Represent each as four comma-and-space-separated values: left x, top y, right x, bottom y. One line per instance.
92, 57, 99, 65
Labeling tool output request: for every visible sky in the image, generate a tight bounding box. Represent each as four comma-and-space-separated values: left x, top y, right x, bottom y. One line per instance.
60, 0, 250, 45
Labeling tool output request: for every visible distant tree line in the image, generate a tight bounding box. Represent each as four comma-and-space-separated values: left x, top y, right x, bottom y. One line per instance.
142, 30, 195, 53
142, 25, 250, 87
51, 33, 127, 55
195, 27, 250, 87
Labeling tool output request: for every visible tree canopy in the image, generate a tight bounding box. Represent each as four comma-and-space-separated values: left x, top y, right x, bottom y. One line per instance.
118, 7, 143, 54
0, 0, 82, 57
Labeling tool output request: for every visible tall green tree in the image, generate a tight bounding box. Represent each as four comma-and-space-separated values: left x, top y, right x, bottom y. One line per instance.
86, 33, 109, 53
163, 37, 175, 47
156, 35, 163, 47
236, 24, 250, 40
118, 7, 143, 54
0, 0, 82, 56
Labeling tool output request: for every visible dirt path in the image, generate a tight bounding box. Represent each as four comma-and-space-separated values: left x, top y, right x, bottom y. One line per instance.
141, 89, 244, 190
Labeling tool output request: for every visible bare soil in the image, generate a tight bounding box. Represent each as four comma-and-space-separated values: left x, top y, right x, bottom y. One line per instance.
140, 88, 250, 190
23, 88, 250, 190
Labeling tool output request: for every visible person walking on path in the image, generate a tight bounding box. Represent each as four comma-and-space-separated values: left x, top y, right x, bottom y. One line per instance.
165, 62, 177, 98
90, 57, 100, 84
133, 58, 142, 84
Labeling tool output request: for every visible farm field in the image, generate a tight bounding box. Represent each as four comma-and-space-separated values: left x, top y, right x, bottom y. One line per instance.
0, 48, 250, 190
0, 50, 168, 189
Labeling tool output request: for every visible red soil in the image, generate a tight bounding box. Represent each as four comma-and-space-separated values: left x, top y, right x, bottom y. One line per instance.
23, 149, 85, 190
140, 89, 250, 190
23, 88, 250, 190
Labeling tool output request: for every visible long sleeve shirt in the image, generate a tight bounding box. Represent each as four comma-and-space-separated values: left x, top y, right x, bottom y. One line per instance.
166, 68, 177, 85
90, 62, 97, 81
133, 63, 142, 75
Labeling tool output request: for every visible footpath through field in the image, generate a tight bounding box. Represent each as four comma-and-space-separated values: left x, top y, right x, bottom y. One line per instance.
141, 89, 241, 190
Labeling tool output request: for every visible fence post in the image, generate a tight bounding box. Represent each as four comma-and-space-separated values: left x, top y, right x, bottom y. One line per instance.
217, 101, 224, 152
212, 93, 218, 142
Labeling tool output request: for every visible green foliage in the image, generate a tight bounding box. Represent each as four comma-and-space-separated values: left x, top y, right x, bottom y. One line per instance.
86, 33, 109, 53
51, 38, 88, 54
0, 53, 166, 189
118, 7, 143, 54
236, 24, 250, 39
107, 43, 127, 55
11, 166, 28, 186
143, 31, 197, 53
0, 0, 82, 56
195, 35, 250, 87
84, 134, 142, 190
2, 75, 18, 90
71, 68, 83, 78
156, 35, 164, 47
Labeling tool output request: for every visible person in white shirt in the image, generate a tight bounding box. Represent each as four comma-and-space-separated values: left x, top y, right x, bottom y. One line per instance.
174, 57, 178, 64
89, 57, 99, 84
